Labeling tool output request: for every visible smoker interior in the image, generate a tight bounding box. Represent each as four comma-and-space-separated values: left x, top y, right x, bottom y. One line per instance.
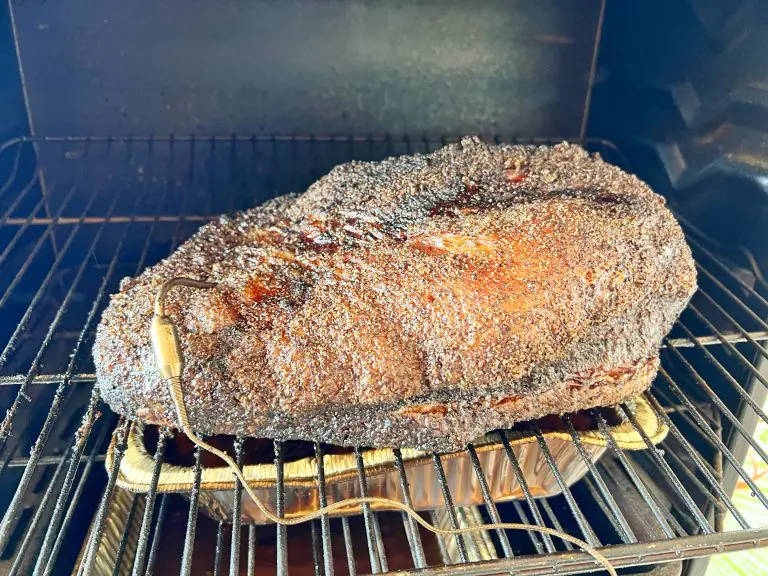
1, 1, 768, 575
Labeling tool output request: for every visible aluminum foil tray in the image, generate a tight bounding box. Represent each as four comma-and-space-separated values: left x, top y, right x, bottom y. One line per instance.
106, 395, 666, 524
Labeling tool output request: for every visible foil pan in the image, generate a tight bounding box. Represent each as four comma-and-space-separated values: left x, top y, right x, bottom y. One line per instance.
73, 487, 144, 576
107, 395, 666, 525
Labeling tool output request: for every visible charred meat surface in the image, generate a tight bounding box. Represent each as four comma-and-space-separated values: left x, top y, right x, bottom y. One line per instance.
94, 138, 696, 451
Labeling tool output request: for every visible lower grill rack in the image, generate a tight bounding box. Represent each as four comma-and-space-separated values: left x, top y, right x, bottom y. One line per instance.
0, 135, 766, 575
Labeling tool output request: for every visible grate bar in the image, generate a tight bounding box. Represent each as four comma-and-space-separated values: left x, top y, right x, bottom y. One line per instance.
78, 419, 132, 576
35, 402, 109, 576
371, 514, 389, 573
675, 320, 768, 424
111, 495, 140, 576
0, 168, 41, 225
180, 445, 204, 576
0, 182, 79, 324
354, 448, 384, 573
0, 183, 123, 447
0, 141, 24, 199
687, 301, 768, 382
7, 433, 74, 576
684, 230, 768, 311
658, 368, 768, 510
229, 438, 245, 576
0, 179, 152, 551
247, 524, 256, 576
314, 442, 335, 576
429, 511, 451, 563
341, 517, 357, 576
694, 263, 768, 333
0, 434, 24, 479
366, 528, 768, 576
664, 330, 768, 349
2, 214, 209, 226
39, 140, 177, 573
592, 411, 677, 539
7, 321, 762, 388
431, 454, 469, 563
0, 178, 75, 303
691, 288, 768, 364
561, 416, 636, 543
213, 521, 225, 576
227, 135, 244, 215
399, 514, 425, 570
144, 494, 169, 576
465, 444, 514, 557
580, 476, 631, 545
510, 501, 546, 554
1, 133, 555, 144
532, 425, 600, 547
274, 441, 288, 576
664, 340, 768, 466
537, 498, 574, 551
392, 448, 427, 569
498, 433, 556, 553
131, 429, 168, 576
654, 386, 722, 436
0, 197, 46, 265
5, 151, 171, 485
0, 383, 79, 552
311, 520, 323, 576
644, 391, 748, 529
619, 403, 713, 534
2, 135, 768, 574
659, 439, 722, 507
131, 143, 173, 276
0, 374, 96, 386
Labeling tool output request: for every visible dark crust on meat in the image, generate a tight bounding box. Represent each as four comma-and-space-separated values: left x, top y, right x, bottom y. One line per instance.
93, 138, 697, 451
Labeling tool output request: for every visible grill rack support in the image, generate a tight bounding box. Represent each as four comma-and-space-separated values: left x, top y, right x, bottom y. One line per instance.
0, 135, 766, 575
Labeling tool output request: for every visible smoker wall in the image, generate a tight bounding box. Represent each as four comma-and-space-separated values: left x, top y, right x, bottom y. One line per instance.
7, 0, 600, 138
591, 0, 768, 264
0, 3, 27, 141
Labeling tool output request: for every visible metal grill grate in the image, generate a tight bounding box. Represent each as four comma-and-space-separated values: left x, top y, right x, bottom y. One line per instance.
0, 135, 766, 576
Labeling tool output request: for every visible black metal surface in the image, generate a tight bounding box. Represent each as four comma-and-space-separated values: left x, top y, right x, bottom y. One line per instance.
0, 135, 765, 576
0, 2, 27, 142
9, 0, 601, 138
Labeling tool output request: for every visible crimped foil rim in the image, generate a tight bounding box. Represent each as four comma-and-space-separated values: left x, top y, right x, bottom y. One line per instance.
107, 394, 667, 493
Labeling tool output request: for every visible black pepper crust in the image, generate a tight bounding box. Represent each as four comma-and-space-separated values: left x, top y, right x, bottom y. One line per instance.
93, 138, 696, 451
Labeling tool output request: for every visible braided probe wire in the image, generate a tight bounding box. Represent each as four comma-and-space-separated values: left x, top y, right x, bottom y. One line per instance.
151, 278, 616, 575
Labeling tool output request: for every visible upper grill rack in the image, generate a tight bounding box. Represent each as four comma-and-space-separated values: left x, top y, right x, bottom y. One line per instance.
0, 135, 766, 575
